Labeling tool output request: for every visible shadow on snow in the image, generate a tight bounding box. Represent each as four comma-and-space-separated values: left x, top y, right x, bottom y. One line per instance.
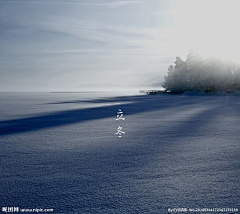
0, 94, 232, 136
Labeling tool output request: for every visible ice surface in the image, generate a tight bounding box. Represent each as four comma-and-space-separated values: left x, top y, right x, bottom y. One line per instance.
0, 92, 240, 213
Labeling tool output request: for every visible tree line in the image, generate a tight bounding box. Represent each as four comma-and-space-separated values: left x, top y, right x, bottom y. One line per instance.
162, 51, 240, 94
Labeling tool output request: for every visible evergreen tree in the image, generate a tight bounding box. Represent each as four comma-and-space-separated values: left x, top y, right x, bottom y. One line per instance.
162, 51, 240, 94
163, 56, 187, 93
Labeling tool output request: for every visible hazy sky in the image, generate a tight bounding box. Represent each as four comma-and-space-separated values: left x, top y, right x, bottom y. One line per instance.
1, 0, 240, 91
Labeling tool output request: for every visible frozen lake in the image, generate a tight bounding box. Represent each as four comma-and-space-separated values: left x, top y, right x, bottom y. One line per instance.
0, 92, 240, 213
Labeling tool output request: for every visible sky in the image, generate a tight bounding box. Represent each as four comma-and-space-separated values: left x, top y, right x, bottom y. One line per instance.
1, 0, 240, 92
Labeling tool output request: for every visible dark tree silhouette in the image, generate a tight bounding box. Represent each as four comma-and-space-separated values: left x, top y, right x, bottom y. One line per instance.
163, 51, 240, 94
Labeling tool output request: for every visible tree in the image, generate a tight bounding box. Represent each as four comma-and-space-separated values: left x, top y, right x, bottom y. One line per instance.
163, 56, 187, 93
162, 51, 240, 94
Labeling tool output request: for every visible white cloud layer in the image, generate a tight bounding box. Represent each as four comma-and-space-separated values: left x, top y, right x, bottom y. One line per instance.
1, 0, 239, 91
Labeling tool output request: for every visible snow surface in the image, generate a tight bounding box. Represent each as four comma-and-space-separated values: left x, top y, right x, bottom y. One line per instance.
0, 92, 240, 213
